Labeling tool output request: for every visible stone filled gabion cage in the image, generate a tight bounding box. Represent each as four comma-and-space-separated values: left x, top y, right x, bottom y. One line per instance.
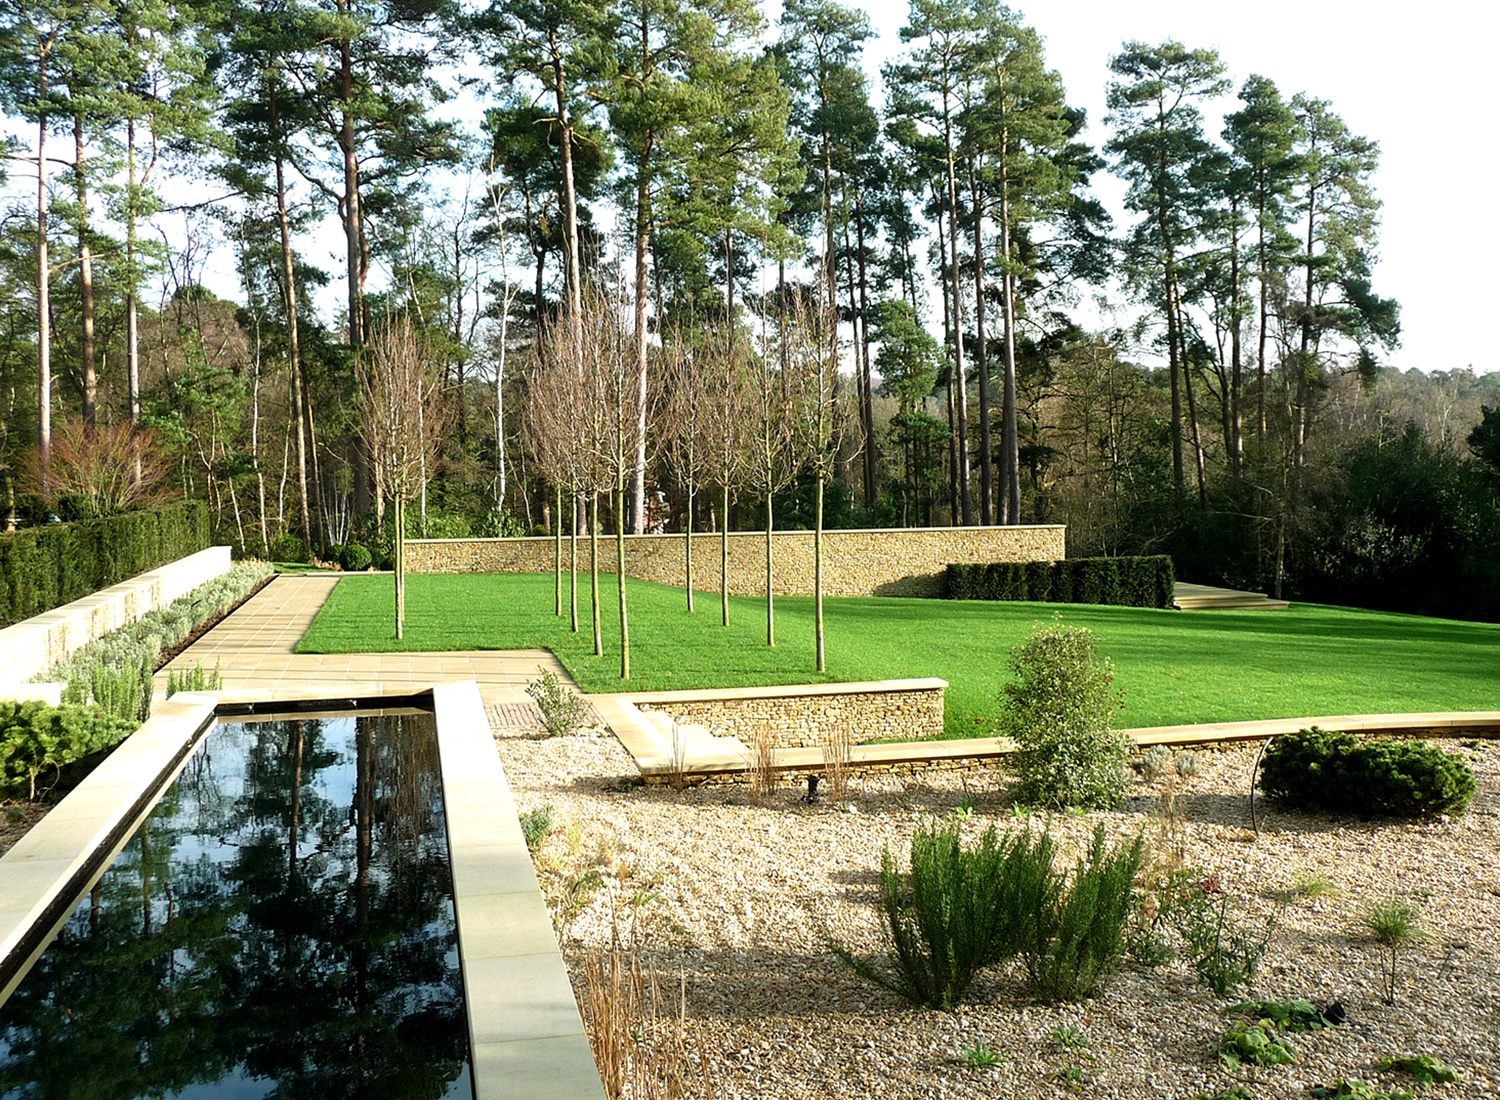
405, 525, 1066, 599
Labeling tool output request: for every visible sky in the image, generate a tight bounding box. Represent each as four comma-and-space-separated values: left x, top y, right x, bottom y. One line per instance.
843, 0, 1500, 375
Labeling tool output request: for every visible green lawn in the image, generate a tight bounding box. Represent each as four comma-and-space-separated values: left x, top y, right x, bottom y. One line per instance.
296, 573, 1500, 736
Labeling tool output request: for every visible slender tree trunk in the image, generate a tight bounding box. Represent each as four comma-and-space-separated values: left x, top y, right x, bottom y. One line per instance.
684, 478, 694, 612
1256, 199, 1269, 440
550, 29, 583, 342
1295, 172, 1318, 474
630, 124, 652, 535
764, 494, 774, 647
590, 493, 602, 656
814, 476, 825, 672
935, 201, 958, 525
854, 196, 876, 508
272, 99, 315, 553
394, 494, 405, 638
569, 488, 579, 632
36, 108, 51, 475
1228, 195, 1244, 478
999, 156, 1021, 525
126, 114, 141, 446
970, 158, 992, 526
720, 484, 730, 627
616, 483, 629, 679
74, 116, 97, 433
554, 484, 563, 615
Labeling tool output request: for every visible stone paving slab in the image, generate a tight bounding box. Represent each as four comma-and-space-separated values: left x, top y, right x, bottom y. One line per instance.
157, 575, 566, 710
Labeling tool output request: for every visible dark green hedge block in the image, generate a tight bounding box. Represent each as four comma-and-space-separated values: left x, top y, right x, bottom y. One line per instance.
0, 500, 211, 627
944, 554, 1174, 610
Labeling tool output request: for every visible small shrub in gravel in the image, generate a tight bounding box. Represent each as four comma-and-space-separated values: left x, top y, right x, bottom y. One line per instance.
1362, 897, 1424, 1005
1309, 1081, 1414, 1100
833, 817, 1036, 1010
525, 668, 590, 737
519, 804, 555, 851
1022, 823, 1144, 1004
1228, 999, 1341, 1031
1373, 1055, 1457, 1085
1218, 1018, 1296, 1071
1259, 728, 1475, 818
998, 620, 1129, 810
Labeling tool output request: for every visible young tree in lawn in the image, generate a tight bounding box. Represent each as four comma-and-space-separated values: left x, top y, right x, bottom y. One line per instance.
573, 286, 638, 678
361, 312, 449, 639
746, 311, 802, 648
783, 288, 842, 671
528, 329, 590, 627
658, 328, 710, 611
700, 324, 753, 627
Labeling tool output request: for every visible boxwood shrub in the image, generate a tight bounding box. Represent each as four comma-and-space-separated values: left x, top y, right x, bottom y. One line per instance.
1259, 727, 1476, 818
0, 500, 210, 626
945, 555, 1175, 609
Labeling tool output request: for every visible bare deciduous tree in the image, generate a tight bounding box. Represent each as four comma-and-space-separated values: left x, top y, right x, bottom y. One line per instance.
362, 312, 450, 639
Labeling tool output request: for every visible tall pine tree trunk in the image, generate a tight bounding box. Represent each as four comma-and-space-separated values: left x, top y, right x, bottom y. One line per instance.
74, 116, 97, 432
36, 103, 51, 474
970, 158, 992, 526
942, 100, 972, 524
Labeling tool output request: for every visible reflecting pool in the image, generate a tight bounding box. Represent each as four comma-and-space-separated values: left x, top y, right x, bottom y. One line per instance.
0, 713, 474, 1099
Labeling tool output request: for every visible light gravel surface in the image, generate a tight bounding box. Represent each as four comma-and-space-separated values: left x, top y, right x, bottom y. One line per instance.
492, 717, 1500, 1100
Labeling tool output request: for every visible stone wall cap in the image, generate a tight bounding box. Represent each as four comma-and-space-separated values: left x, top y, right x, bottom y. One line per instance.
605, 678, 948, 705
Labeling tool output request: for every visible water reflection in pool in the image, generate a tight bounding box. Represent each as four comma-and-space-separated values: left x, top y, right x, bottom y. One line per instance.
0, 713, 473, 1099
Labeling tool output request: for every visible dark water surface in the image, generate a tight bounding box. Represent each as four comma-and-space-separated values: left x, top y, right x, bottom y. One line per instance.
0, 714, 474, 1100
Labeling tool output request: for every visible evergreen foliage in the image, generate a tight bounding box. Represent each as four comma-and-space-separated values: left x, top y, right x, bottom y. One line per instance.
0, 501, 209, 626
998, 621, 1130, 809
0, 700, 137, 800
946, 556, 1174, 608
1259, 728, 1475, 818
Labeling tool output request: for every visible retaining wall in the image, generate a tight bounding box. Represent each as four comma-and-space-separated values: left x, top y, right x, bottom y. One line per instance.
0, 546, 233, 686
631, 678, 946, 750
407, 525, 1065, 598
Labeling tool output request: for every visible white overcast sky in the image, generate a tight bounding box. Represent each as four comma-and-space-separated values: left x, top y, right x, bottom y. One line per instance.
843, 0, 1499, 375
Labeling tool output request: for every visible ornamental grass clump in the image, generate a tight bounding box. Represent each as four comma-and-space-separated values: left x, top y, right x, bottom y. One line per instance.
998, 620, 1129, 810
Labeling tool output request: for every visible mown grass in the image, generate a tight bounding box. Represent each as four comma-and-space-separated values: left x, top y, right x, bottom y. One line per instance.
296, 572, 1500, 736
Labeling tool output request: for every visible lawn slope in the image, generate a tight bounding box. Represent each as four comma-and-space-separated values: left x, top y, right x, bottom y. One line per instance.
297, 573, 1500, 735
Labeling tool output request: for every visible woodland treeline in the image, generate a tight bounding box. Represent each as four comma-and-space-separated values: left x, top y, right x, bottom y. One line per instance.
3, 0, 1499, 620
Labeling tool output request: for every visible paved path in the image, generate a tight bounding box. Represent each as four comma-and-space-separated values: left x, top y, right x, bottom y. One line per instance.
157, 574, 563, 726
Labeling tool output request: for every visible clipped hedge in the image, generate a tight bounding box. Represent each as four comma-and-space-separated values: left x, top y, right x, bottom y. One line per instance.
1259, 727, 1476, 818
0, 500, 210, 626
945, 555, 1175, 609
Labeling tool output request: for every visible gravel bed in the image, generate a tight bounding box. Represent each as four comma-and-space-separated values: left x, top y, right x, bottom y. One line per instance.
491, 718, 1500, 1100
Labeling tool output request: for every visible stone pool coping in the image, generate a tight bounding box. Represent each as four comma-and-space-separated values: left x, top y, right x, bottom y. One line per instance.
0, 681, 605, 1100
